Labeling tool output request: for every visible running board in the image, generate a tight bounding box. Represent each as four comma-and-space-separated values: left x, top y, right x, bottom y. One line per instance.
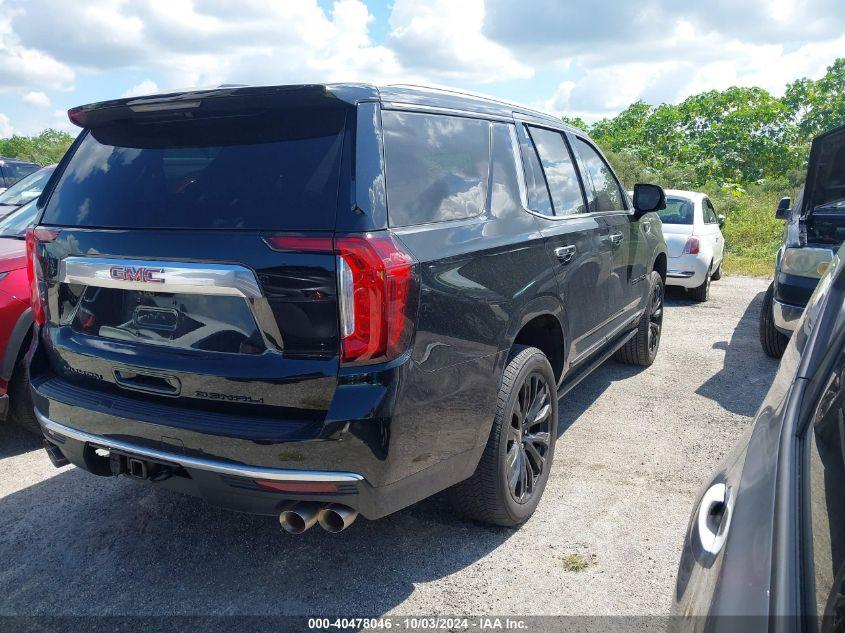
557, 329, 637, 398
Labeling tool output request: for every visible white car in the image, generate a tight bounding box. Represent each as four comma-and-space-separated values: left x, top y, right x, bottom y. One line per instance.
656, 189, 725, 302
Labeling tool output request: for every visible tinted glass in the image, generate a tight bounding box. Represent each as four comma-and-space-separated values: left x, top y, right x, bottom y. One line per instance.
805, 345, 845, 624
703, 199, 718, 224
657, 197, 694, 225
573, 137, 624, 212
527, 126, 584, 216
0, 199, 38, 238
42, 108, 346, 230
0, 166, 54, 207
490, 124, 523, 218
518, 128, 553, 216
382, 111, 489, 227
4, 162, 38, 183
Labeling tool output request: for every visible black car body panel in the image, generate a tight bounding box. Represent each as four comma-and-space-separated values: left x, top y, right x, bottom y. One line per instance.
29, 83, 667, 520
675, 238, 845, 628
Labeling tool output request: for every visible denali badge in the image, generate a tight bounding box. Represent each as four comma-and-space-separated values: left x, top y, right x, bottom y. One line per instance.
109, 265, 165, 283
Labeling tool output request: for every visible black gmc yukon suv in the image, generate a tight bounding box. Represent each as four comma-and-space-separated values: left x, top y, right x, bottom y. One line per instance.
28, 84, 668, 532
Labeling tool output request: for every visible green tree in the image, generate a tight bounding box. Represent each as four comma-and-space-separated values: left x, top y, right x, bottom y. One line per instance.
784, 58, 845, 140
0, 129, 77, 165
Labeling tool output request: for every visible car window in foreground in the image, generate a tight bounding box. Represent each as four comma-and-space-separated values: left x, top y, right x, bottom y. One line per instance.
0, 166, 54, 207
41, 109, 346, 230
0, 199, 38, 238
382, 110, 490, 227
657, 197, 694, 225
804, 342, 845, 621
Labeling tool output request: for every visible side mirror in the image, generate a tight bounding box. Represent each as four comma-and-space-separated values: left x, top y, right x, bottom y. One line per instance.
718, 214, 726, 228
633, 183, 666, 218
776, 197, 791, 220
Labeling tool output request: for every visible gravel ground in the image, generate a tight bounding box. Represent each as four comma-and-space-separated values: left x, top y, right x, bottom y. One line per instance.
0, 275, 777, 617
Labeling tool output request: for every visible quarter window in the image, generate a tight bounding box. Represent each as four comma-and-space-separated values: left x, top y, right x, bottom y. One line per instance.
572, 137, 624, 213
382, 111, 490, 227
489, 123, 523, 218
527, 126, 585, 216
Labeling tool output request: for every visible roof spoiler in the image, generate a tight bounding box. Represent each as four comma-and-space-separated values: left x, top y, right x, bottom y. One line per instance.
67, 84, 362, 129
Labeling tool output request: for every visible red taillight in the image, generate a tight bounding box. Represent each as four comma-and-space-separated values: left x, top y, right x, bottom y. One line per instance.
263, 231, 419, 366
336, 233, 418, 365
683, 236, 700, 255
26, 226, 59, 325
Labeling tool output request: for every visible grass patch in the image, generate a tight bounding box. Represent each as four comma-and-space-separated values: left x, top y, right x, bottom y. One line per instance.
722, 253, 775, 278
702, 181, 790, 278
558, 553, 595, 572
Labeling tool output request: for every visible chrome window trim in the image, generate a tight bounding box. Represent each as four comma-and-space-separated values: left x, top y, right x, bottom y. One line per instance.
38, 413, 365, 483
58, 257, 262, 298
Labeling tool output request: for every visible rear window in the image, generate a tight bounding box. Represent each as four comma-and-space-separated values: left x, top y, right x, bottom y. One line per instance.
657, 197, 694, 225
382, 110, 489, 227
41, 108, 346, 230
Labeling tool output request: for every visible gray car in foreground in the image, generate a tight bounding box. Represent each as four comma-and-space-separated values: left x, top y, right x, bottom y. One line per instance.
674, 240, 845, 630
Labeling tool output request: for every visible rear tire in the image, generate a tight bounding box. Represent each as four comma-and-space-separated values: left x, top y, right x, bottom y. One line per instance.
690, 263, 712, 302
613, 270, 664, 367
711, 262, 722, 281
9, 359, 39, 435
760, 282, 789, 359
448, 345, 558, 527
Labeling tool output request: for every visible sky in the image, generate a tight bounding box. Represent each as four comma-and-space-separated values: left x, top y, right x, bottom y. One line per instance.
0, 0, 844, 138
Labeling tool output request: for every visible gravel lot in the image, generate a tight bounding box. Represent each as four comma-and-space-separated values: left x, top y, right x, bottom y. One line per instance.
0, 275, 777, 617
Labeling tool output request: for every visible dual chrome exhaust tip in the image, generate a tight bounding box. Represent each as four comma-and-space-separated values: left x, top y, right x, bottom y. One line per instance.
279, 503, 358, 534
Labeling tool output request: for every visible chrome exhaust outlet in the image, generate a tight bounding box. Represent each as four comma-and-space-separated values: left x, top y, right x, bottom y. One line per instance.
317, 504, 359, 533
278, 502, 321, 534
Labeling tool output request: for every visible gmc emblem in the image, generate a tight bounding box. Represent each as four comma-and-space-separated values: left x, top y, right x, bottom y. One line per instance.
109, 266, 165, 283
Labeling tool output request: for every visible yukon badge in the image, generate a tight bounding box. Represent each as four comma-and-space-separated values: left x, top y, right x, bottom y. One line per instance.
109, 265, 165, 283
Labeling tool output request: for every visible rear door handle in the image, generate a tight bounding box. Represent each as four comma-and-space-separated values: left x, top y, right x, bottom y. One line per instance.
554, 245, 576, 264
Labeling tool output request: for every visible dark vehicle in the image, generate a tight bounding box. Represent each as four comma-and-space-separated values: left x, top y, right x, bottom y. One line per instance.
0, 157, 39, 192
0, 165, 55, 217
27, 84, 668, 532
674, 241, 845, 630
760, 124, 845, 358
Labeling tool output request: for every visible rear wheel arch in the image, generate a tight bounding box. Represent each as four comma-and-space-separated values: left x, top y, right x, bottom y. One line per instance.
510, 311, 566, 384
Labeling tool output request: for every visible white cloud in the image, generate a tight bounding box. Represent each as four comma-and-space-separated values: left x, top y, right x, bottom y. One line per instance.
0, 9, 74, 92
0, 113, 13, 137
388, 0, 532, 83
121, 79, 159, 98
22, 90, 50, 107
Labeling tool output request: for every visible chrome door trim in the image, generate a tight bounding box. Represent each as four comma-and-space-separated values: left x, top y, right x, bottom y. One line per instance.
58, 257, 262, 298
38, 413, 365, 483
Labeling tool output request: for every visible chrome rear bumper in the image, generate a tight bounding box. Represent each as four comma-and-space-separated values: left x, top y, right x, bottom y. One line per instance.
37, 412, 364, 483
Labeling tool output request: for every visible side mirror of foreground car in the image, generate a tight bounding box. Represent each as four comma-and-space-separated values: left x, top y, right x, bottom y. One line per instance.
776, 196, 791, 220
718, 214, 726, 228
633, 183, 667, 218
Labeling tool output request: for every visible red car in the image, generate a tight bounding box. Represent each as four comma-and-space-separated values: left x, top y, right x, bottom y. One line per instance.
0, 200, 39, 432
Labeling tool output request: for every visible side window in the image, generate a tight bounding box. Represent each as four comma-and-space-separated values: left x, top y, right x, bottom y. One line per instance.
804, 348, 845, 622
527, 126, 585, 216
572, 137, 625, 213
517, 127, 553, 216
489, 123, 523, 218
382, 110, 490, 227
0, 166, 6, 189
703, 199, 718, 224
